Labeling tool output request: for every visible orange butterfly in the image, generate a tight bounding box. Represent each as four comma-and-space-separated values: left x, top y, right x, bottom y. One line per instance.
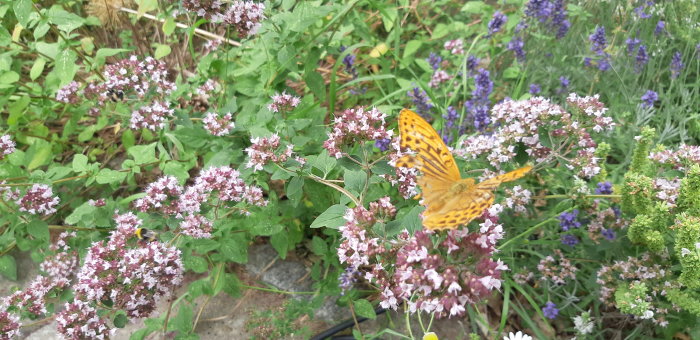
396, 109, 532, 230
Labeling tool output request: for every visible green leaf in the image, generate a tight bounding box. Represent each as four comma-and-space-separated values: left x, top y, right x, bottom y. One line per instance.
113, 311, 128, 328
252, 222, 284, 236
343, 169, 366, 194
310, 236, 327, 255
171, 304, 193, 334
72, 154, 88, 172
154, 44, 171, 59
162, 16, 176, 35
65, 202, 96, 225
183, 254, 208, 273
431, 23, 450, 39
13, 0, 33, 27
27, 220, 49, 241
353, 299, 376, 319
30, 58, 46, 80
461, 1, 487, 13
47, 6, 84, 33
0, 71, 19, 85
310, 204, 347, 229
402, 40, 422, 61
54, 49, 78, 85
220, 234, 248, 263
27, 142, 53, 170
503, 65, 521, 79
270, 232, 288, 259
311, 150, 336, 177
286, 176, 304, 207
304, 71, 325, 101
95, 168, 127, 184
128, 143, 157, 164
222, 273, 241, 298
0, 255, 17, 280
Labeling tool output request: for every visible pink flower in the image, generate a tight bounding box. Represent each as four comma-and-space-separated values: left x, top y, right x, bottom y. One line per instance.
324, 106, 393, 158
267, 92, 301, 113
56, 81, 81, 104
429, 70, 451, 88
444, 39, 464, 54
129, 101, 174, 131
245, 134, 294, 172
203, 112, 235, 136
16, 184, 60, 215
0, 135, 16, 160
224, 1, 266, 37
179, 214, 213, 239
134, 176, 183, 215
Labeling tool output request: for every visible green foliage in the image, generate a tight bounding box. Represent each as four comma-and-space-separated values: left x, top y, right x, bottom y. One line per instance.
675, 214, 700, 289
676, 165, 700, 215
621, 172, 655, 216
615, 282, 652, 318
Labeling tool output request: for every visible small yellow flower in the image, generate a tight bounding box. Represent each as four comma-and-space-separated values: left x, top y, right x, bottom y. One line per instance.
423, 332, 439, 340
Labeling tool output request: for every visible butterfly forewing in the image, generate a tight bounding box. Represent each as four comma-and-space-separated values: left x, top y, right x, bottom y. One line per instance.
476, 166, 533, 191
398, 109, 461, 182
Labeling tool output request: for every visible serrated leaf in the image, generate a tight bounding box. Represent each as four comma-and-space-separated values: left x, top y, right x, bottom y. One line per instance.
353, 299, 376, 319
310, 204, 347, 229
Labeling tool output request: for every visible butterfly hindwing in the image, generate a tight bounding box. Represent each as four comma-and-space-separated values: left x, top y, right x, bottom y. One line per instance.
423, 190, 495, 230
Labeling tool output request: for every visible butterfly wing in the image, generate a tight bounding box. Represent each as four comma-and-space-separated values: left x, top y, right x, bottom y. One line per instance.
423, 189, 495, 230
476, 166, 533, 190
396, 109, 461, 183
424, 166, 532, 230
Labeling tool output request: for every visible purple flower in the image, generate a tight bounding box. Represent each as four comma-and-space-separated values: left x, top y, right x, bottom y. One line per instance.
468, 69, 493, 131
634, 5, 652, 19
407, 87, 433, 118
466, 55, 480, 73
488, 11, 507, 37
636, 45, 649, 71
443, 106, 459, 129
374, 138, 391, 151
559, 76, 569, 88
340, 46, 358, 78
524, 0, 570, 38
508, 36, 526, 62
654, 20, 665, 35
529, 83, 541, 95
589, 26, 607, 54
626, 37, 640, 55
339, 266, 359, 295
595, 181, 613, 194
542, 301, 559, 319
671, 51, 684, 79
561, 234, 579, 246
640, 90, 659, 108
602, 228, 617, 240
427, 52, 442, 70
597, 55, 611, 71
558, 209, 581, 231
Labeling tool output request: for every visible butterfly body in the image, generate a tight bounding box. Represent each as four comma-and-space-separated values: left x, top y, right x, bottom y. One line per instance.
397, 109, 531, 230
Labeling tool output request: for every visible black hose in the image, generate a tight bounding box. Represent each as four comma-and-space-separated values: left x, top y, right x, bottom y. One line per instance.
310, 307, 387, 340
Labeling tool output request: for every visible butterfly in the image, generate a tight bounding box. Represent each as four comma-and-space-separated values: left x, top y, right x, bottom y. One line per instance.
396, 108, 532, 230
